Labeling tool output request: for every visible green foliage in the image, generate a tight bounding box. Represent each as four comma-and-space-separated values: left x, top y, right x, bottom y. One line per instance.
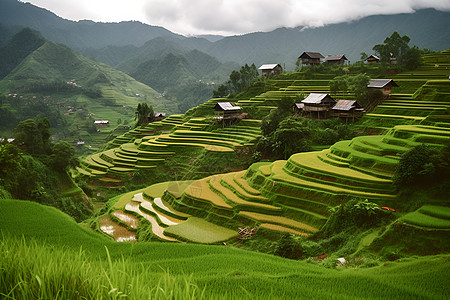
14, 118, 51, 155
259, 114, 355, 159
213, 64, 258, 97
274, 232, 303, 259
50, 141, 78, 172
134, 102, 154, 127
320, 199, 390, 237
393, 143, 450, 189
1, 200, 450, 299
272, 117, 311, 159
372, 31, 424, 70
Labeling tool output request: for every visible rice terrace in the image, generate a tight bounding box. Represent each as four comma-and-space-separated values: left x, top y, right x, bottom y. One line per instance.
1, 0, 450, 299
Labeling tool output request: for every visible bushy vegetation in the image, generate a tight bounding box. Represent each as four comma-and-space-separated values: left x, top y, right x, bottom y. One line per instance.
257, 98, 356, 159
213, 64, 259, 98
393, 143, 450, 198
0, 118, 91, 221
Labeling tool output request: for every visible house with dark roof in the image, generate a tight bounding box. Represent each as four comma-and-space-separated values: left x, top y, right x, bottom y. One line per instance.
332, 100, 364, 120
367, 79, 398, 96
258, 64, 282, 76
298, 52, 324, 66
366, 55, 380, 63
301, 93, 336, 119
325, 55, 348, 65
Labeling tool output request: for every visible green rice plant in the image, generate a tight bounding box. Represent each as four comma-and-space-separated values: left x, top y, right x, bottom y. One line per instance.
259, 223, 309, 237
183, 177, 233, 209
419, 205, 450, 220
401, 211, 450, 229
164, 217, 238, 244
0, 234, 205, 299
239, 211, 318, 234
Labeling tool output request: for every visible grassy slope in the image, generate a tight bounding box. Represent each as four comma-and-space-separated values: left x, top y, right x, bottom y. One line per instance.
0, 40, 177, 148
1, 199, 449, 299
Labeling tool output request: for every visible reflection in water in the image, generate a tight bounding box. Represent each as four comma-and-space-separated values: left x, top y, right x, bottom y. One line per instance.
98, 215, 136, 243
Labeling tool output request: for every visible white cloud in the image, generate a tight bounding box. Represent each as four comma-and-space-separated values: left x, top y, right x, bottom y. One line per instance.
24, 0, 450, 36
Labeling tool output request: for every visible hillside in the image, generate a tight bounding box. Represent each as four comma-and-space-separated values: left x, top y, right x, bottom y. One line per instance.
1, 199, 448, 299
0, 0, 182, 49
0, 30, 176, 148
75, 51, 450, 260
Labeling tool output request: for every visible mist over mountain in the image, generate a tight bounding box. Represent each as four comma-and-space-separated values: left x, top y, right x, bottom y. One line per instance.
1, 0, 449, 71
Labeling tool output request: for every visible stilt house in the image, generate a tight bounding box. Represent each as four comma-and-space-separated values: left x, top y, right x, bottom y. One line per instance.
301, 93, 336, 119
258, 64, 282, 76
332, 100, 364, 120
298, 52, 324, 66
367, 79, 398, 96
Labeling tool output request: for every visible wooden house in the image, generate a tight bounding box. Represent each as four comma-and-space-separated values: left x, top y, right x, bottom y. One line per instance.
298, 52, 324, 66
332, 100, 364, 121
293, 103, 304, 115
365, 55, 380, 63
94, 120, 110, 127
301, 93, 336, 119
258, 64, 282, 76
367, 79, 398, 96
148, 112, 166, 122
325, 55, 348, 65
213, 102, 243, 125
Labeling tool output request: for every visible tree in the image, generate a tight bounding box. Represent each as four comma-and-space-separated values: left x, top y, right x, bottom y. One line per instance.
51, 141, 78, 172
274, 233, 303, 259
329, 75, 348, 98
373, 31, 422, 70
214, 64, 259, 97
14, 118, 51, 155
134, 103, 153, 127
347, 73, 370, 103
271, 117, 311, 159
360, 52, 368, 61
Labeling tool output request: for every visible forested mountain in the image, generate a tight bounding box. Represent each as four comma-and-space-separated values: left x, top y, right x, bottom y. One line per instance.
0, 29, 175, 144
0, 27, 45, 79
0, 0, 181, 49
1, 0, 450, 70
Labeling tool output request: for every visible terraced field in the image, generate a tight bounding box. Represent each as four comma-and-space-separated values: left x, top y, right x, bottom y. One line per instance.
99, 121, 450, 243
360, 50, 450, 131
90, 50, 450, 243
401, 205, 450, 229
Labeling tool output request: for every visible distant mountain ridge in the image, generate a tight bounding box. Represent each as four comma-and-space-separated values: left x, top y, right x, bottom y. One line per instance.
1, 0, 450, 69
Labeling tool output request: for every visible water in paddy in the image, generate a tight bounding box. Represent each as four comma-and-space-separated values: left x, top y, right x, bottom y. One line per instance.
98, 215, 136, 242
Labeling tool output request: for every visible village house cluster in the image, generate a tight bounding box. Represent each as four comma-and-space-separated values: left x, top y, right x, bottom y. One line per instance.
256, 51, 398, 122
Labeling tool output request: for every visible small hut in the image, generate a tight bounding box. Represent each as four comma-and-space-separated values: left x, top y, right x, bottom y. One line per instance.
367, 79, 398, 96
301, 93, 336, 119
298, 52, 324, 66
293, 103, 304, 115
365, 55, 380, 63
258, 64, 282, 76
325, 55, 348, 65
213, 102, 243, 126
94, 120, 110, 127
332, 100, 364, 121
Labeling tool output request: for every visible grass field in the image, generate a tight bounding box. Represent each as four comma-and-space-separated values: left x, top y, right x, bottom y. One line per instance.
1, 199, 449, 299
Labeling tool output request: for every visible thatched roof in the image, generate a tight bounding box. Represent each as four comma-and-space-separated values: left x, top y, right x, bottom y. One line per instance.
299, 52, 324, 59
325, 55, 348, 62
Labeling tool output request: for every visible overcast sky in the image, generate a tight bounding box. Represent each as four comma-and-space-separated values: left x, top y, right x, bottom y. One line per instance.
23, 0, 450, 36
